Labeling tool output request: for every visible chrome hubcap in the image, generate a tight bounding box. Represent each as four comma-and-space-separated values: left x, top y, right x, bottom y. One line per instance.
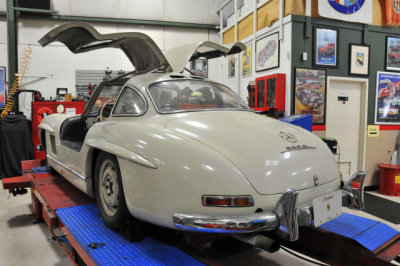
99, 159, 119, 216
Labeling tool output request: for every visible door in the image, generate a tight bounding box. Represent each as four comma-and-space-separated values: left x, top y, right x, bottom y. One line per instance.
326, 78, 367, 180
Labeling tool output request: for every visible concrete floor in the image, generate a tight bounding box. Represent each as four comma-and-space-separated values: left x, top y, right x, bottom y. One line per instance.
0, 186, 399, 265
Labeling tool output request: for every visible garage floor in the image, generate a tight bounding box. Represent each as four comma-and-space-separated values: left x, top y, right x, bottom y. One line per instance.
0, 187, 399, 266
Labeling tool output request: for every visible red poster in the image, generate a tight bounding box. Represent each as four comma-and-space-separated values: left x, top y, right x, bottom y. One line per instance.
386, 0, 400, 26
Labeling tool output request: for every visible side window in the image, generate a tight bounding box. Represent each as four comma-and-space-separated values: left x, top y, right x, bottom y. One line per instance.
113, 87, 147, 115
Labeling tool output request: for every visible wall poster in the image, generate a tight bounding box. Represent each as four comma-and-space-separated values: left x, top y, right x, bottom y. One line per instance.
0, 67, 6, 109
386, 36, 400, 72
190, 59, 208, 78
313, 26, 338, 68
349, 43, 370, 76
228, 54, 235, 78
375, 71, 400, 124
255, 32, 279, 71
242, 42, 252, 76
294, 68, 326, 124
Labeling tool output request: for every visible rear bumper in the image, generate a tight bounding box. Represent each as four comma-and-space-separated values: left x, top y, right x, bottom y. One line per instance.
173, 171, 366, 241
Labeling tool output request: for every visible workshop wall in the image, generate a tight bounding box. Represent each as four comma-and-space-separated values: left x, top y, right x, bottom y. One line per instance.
290, 15, 400, 186
1, 0, 221, 107
215, 19, 293, 116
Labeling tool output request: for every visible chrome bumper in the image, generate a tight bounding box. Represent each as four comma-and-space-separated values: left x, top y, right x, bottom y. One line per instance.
173, 171, 366, 241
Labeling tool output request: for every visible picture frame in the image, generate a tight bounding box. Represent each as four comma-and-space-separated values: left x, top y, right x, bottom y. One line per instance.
375, 71, 400, 124
313, 26, 339, 68
255, 32, 279, 72
190, 59, 208, 78
349, 44, 370, 76
385, 36, 400, 72
0, 67, 6, 109
294, 68, 327, 125
228, 54, 235, 78
242, 42, 252, 76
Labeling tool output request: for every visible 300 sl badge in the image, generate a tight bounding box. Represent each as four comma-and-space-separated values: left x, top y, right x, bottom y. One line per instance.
281, 145, 316, 153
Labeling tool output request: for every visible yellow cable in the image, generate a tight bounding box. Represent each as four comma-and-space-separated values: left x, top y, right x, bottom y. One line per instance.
0, 45, 32, 119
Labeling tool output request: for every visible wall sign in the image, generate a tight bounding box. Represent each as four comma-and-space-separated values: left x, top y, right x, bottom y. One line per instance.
327, 0, 366, 14
318, 0, 372, 24
367, 125, 380, 138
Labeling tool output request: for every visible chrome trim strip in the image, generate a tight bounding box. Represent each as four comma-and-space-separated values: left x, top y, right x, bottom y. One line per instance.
341, 171, 366, 210
47, 155, 86, 180
173, 212, 279, 233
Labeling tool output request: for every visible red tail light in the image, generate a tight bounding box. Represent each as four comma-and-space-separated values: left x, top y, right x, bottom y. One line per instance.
202, 195, 254, 207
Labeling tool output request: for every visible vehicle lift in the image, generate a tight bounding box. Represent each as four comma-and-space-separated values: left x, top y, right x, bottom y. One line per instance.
2, 159, 400, 265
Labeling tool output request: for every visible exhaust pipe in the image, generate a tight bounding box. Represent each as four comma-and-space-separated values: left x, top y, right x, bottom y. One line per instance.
232, 234, 280, 253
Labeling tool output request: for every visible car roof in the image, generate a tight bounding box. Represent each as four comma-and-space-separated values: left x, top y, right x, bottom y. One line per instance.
124, 72, 208, 89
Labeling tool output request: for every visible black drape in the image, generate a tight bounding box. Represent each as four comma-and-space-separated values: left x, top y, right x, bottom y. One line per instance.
0, 114, 34, 178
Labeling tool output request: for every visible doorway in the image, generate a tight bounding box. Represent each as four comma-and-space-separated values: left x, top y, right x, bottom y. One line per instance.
326, 77, 368, 180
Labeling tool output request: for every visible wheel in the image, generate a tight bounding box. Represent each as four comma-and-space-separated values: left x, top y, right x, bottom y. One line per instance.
95, 152, 129, 230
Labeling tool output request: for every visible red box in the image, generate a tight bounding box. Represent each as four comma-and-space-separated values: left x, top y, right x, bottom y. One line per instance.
253, 73, 285, 113
32, 101, 86, 159
378, 163, 400, 196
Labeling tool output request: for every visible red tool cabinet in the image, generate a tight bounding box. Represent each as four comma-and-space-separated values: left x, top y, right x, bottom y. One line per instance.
32, 101, 86, 159
253, 73, 285, 113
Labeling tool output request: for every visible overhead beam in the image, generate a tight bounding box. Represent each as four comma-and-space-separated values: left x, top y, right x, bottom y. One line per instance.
13, 7, 58, 14
47, 15, 219, 30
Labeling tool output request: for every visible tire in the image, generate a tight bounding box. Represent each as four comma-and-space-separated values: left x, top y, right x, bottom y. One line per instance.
95, 152, 129, 231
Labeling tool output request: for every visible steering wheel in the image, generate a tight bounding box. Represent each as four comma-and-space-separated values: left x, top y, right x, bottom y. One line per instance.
99, 99, 116, 121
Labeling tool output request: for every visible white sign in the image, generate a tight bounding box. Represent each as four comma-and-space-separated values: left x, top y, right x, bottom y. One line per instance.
318, 0, 372, 24
65, 108, 76, 115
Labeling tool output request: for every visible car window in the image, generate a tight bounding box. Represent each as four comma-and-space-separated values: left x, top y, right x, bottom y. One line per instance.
88, 85, 123, 116
148, 80, 250, 113
113, 87, 147, 115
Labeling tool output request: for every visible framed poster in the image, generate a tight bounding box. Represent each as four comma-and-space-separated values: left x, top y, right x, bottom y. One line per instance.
0, 67, 6, 109
375, 71, 400, 124
385, 36, 400, 72
190, 59, 208, 78
242, 43, 252, 76
349, 44, 370, 76
255, 32, 279, 71
313, 26, 338, 68
228, 54, 235, 78
294, 68, 327, 124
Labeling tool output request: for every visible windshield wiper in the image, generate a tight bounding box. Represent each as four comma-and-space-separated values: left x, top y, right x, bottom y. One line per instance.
149, 64, 168, 74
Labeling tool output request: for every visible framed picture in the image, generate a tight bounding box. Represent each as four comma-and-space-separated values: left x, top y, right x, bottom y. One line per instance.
375, 71, 400, 124
313, 26, 339, 68
228, 54, 235, 78
242, 42, 252, 76
349, 44, 370, 76
294, 68, 327, 124
0, 67, 6, 109
385, 36, 400, 72
190, 59, 208, 78
255, 32, 279, 71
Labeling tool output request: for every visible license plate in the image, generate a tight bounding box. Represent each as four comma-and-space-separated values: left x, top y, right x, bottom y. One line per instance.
312, 190, 342, 227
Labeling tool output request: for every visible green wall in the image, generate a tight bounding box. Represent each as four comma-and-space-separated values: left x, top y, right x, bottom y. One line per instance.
291, 15, 400, 124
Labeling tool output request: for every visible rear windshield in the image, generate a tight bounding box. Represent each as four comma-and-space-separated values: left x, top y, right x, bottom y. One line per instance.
148, 80, 250, 113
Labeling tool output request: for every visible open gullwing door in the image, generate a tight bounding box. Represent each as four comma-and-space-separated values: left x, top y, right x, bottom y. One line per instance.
164, 41, 246, 74
38, 22, 172, 74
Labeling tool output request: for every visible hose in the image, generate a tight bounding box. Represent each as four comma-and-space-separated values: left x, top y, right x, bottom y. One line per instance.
0, 45, 32, 119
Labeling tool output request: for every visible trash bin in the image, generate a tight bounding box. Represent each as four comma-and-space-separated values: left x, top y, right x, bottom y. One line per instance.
378, 163, 400, 196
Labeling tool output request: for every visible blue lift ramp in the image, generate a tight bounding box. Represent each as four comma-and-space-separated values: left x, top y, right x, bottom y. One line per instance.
57, 204, 203, 266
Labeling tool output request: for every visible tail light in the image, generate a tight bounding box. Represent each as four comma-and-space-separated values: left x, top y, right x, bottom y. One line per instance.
202, 195, 254, 207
